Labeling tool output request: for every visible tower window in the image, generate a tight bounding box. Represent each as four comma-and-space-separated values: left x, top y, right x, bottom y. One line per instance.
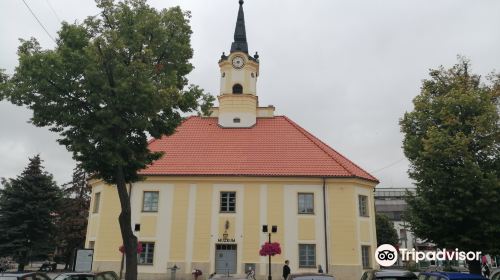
233, 118, 241, 123
232, 84, 243, 94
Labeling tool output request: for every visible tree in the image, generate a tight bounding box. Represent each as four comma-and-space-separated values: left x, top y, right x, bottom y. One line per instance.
376, 213, 399, 247
0, 69, 8, 99
0, 155, 62, 271
4, 1, 213, 279
400, 58, 500, 274
55, 165, 91, 270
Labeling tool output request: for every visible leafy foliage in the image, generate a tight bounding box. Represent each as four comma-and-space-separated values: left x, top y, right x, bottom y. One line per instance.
0, 155, 62, 271
400, 58, 500, 256
376, 213, 399, 246
4, 1, 213, 279
0, 69, 7, 99
6, 0, 214, 184
54, 165, 91, 269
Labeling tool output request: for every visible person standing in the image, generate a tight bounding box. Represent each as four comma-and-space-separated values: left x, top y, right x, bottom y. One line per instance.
483, 263, 490, 279
283, 260, 291, 280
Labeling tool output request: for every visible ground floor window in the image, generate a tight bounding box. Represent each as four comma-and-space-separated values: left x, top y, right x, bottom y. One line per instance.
361, 245, 371, 268
138, 242, 155, 265
299, 244, 316, 268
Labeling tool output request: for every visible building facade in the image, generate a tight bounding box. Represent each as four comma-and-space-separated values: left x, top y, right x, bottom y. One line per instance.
85, 2, 379, 280
374, 188, 416, 266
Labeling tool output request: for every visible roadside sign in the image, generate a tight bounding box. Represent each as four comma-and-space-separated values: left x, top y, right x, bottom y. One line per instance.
74, 249, 94, 272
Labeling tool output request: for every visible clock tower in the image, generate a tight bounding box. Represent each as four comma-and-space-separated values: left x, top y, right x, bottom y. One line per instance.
211, 0, 275, 128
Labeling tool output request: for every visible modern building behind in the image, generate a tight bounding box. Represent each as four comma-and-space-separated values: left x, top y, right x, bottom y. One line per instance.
85, 2, 379, 280
374, 188, 416, 252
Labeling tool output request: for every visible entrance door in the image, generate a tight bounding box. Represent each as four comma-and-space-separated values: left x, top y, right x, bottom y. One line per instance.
215, 244, 237, 274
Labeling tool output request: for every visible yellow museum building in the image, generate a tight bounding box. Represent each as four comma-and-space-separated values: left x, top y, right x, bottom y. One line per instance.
85, 2, 379, 280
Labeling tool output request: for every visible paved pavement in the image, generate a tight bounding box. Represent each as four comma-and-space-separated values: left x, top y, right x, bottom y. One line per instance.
211, 274, 248, 280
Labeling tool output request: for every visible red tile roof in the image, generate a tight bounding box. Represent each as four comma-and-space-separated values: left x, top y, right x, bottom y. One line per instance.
140, 116, 378, 182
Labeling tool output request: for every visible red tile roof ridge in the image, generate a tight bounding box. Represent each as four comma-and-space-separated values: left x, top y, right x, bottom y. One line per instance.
280, 116, 378, 183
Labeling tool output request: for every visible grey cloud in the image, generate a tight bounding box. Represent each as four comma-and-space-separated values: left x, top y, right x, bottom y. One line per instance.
1, 0, 499, 187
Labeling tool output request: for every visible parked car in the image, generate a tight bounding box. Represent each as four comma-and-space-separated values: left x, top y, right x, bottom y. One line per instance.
287, 273, 335, 280
490, 268, 500, 280
361, 270, 418, 280
0, 272, 51, 280
53, 271, 119, 280
38, 261, 57, 272
418, 272, 488, 280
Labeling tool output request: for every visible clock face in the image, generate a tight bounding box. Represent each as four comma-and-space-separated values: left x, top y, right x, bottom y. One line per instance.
232, 56, 245, 69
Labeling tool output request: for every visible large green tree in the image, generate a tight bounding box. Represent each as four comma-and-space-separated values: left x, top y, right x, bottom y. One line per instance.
55, 165, 91, 270
400, 59, 500, 274
4, 0, 213, 279
0, 155, 62, 271
376, 213, 399, 247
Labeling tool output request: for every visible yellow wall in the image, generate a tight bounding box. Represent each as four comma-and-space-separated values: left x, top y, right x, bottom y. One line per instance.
218, 216, 236, 238
94, 185, 122, 261
243, 184, 260, 263
87, 214, 99, 237
359, 221, 370, 243
267, 183, 284, 263
298, 218, 316, 240
218, 94, 257, 113
139, 216, 157, 238
169, 184, 190, 261
87, 177, 377, 276
192, 184, 213, 262
329, 184, 358, 265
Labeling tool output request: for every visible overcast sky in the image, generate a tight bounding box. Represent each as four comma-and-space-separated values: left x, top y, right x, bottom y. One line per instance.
1, 0, 499, 187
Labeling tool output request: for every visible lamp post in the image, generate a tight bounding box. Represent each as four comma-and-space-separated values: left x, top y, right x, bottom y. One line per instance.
262, 225, 278, 280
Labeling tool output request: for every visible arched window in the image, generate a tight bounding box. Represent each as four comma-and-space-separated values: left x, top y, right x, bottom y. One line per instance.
232, 84, 243, 94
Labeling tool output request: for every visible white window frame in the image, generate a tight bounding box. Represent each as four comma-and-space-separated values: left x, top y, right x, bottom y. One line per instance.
142, 191, 159, 212
298, 193, 314, 214
220, 191, 236, 213
138, 242, 155, 265
93, 192, 101, 213
299, 244, 316, 268
361, 245, 371, 269
358, 195, 369, 217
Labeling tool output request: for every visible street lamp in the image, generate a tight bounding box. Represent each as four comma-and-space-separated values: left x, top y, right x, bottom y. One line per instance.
262, 225, 278, 280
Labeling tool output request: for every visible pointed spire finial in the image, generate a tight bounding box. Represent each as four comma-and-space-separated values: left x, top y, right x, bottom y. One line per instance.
231, 0, 248, 53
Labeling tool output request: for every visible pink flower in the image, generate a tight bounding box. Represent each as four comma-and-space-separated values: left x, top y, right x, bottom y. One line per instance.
119, 242, 143, 254
259, 242, 282, 256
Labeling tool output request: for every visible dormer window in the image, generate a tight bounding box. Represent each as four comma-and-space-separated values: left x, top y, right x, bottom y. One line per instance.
233, 117, 241, 123
232, 84, 243, 94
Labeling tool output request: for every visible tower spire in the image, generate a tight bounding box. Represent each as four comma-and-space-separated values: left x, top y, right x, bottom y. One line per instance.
230, 0, 248, 53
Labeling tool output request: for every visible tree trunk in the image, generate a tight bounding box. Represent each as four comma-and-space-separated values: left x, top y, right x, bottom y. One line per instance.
17, 262, 25, 272
115, 166, 138, 280
17, 251, 27, 271
65, 249, 75, 271
467, 259, 481, 276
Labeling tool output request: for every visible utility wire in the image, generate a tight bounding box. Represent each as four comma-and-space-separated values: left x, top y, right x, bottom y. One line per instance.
370, 157, 406, 174
45, 0, 61, 22
21, 0, 56, 43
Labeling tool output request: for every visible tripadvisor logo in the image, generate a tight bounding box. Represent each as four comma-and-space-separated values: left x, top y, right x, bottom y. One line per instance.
375, 244, 398, 266
375, 244, 482, 267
